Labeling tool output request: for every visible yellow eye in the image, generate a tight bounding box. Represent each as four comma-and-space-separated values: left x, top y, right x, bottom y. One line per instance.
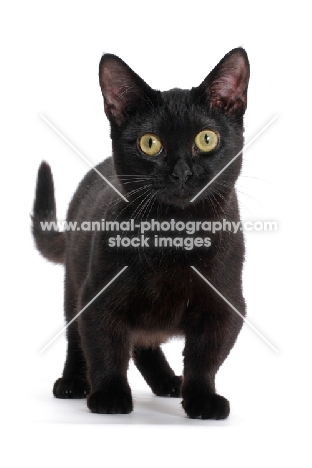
139, 134, 162, 156
195, 130, 219, 152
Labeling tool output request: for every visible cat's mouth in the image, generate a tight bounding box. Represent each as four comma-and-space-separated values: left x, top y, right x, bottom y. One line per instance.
155, 185, 193, 207
175, 188, 191, 198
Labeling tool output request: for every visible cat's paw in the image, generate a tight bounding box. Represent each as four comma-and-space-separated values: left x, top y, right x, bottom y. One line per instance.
182, 393, 230, 420
153, 375, 182, 398
87, 387, 133, 414
53, 377, 89, 399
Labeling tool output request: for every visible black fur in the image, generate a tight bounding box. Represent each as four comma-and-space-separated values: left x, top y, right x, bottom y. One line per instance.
32, 48, 250, 419
32, 162, 65, 264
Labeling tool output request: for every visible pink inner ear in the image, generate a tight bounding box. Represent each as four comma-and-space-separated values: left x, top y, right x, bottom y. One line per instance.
99, 56, 141, 125
205, 50, 249, 115
99, 54, 157, 126
210, 75, 246, 109
100, 66, 131, 121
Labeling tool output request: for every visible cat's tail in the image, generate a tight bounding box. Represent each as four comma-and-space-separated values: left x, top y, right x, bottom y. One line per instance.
31, 161, 65, 264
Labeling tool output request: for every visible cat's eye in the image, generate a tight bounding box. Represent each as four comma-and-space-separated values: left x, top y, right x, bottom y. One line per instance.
195, 130, 219, 153
139, 134, 163, 156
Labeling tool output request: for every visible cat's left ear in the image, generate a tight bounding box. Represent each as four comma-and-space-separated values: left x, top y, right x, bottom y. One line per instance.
99, 54, 160, 127
197, 48, 250, 119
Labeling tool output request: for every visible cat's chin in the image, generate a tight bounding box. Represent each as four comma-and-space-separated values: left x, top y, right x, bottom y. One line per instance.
157, 188, 192, 208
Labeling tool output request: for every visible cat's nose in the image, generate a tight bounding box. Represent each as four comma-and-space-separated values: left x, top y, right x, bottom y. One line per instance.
171, 160, 193, 183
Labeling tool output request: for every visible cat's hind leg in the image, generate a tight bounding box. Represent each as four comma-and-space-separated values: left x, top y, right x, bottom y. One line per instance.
53, 276, 89, 399
53, 325, 89, 399
132, 346, 182, 397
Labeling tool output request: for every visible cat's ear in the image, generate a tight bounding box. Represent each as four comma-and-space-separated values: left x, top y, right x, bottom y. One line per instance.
197, 48, 250, 118
99, 54, 159, 126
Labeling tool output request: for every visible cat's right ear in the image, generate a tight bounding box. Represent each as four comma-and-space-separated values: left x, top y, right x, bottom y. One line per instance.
195, 48, 250, 120
99, 54, 159, 127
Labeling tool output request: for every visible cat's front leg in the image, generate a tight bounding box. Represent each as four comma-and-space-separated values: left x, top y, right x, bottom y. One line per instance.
78, 281, 133, 415
182, 302, 244, 420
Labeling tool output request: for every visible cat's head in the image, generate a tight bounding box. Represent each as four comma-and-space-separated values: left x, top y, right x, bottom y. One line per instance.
99, 48, 249, 209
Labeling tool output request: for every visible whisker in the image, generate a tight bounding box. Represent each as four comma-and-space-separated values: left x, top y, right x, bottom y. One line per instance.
107, 175, 153, 179
106, 184, 151, 210
143, 190, 159, 221
205, 193, 218, 219
120, 180, 153, 185
210, 191, 226, 216
126, 184, 153, 197
139, 190, 157, 222
132, 190, 153, 221
114, 188, 152, 223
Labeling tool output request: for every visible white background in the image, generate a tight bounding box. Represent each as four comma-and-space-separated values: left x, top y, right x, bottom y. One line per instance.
1, 1, 311, 466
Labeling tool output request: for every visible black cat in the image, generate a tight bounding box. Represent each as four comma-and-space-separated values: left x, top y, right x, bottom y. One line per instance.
32, 48, 250, 419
